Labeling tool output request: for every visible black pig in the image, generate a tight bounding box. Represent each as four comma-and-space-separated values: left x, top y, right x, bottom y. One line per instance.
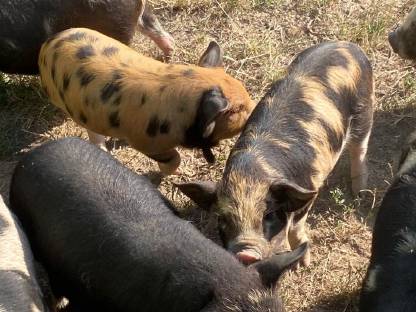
0, 0, 173, 74
360, 131, 416, 312
10, 137, 305, 312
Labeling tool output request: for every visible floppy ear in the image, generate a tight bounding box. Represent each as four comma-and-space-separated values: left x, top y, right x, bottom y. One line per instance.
197, 87, 229, 139
269, 181, 317, 213
198, 41, 224, 68
174, 181, 217, 210
253, 243, 308, 288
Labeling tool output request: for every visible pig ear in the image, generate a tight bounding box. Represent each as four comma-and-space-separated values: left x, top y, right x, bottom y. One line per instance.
269, 181, 317, 213
198, 88, 229, 139
253, 243, 308, 288
174, 181, 217, 210
198, 41, 224, 68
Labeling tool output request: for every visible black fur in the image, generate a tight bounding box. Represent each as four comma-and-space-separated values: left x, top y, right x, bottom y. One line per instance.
79, 112, 87, 124
100, 71, 123, 102
146, 116, 160, 137
9, 138, 294, 312
160, 120, 170, 134
360, 163, 416, 312
102, 46, 119, 57
76, 45, 95, 59
77, 67, 95, 87
109, 111, 120, 128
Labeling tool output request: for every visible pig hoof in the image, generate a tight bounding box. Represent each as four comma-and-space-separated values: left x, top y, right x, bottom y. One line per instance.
351, 173, 368, 197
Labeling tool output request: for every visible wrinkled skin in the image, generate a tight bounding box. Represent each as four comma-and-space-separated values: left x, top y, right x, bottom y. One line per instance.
0, 0, 173, 74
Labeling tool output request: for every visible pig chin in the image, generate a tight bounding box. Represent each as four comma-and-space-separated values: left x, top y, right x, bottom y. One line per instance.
227, 235, 271, 265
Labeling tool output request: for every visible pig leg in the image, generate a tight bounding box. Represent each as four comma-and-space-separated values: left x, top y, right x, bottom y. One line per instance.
348, 131, 371, 196
137, 1, 174, 57
288, 207, 311, 267
148, 149, 181, 176
348, 94, 374, 196
87, 130, 107, 151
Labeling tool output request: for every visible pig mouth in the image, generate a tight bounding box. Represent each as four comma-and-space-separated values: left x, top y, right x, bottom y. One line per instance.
236, 249, 263, 265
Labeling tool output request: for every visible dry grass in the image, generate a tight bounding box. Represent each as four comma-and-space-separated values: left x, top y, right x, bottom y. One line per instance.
1, 0, 416, 311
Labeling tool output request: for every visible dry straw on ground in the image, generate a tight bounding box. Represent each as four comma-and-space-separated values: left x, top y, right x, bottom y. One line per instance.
0, 1, 415, 311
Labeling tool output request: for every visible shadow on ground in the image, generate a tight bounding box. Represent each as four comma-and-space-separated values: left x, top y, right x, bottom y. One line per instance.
0, 74, 63, 160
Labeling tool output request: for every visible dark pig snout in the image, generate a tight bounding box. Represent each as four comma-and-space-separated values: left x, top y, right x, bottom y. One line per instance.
388, 30, 399, 53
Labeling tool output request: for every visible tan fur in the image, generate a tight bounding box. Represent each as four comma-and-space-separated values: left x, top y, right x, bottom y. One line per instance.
218, 172, 269, 233
294, 49, 362, 188
39, 28, 253, 163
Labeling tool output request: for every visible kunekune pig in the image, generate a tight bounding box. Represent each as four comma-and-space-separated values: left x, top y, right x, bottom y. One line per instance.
0, 194, 54, 312
360, 132, 416, 312
178, 41, 374, 267
0, 0, 173, 74
10, 137, 306, 312
388, 6, 416, 60
38, 28, 255, 175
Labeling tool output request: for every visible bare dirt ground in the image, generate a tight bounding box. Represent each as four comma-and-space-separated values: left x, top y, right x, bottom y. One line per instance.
1, 0, 415, 311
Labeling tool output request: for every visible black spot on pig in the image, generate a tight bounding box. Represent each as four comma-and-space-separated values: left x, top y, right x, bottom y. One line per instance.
54, 39, 65, 50
112, 95, 122, 106
76, 45, 95, 60
147, 116, 160, 137
102, 47, 119, 57
160, 120, 170, 134
101, 71, 123, 102
183, 69, 195, 77
79, 112, 88, 124
140, 94, 147, 106
51, 66, 56, 82
77, 67, 95, 87
109, 111, 120, 128
63, 73, 71, 91
67, 32, 87, 42
59, 89, 65, 102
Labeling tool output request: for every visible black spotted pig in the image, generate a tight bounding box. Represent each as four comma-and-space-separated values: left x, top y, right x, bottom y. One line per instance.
38, 28, 254, 175
0, 194, 54, 311
388, 7, 416, 60
360, 132, 416, 312
178, 41, 374, 266
0, 0, 173, 74
10, 137, 305, 312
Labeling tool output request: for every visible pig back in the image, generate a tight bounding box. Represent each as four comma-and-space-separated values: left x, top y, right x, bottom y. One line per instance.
9, 137, 244, 312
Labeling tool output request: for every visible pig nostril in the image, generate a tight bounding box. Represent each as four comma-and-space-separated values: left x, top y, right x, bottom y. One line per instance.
236, 251, 261, 265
